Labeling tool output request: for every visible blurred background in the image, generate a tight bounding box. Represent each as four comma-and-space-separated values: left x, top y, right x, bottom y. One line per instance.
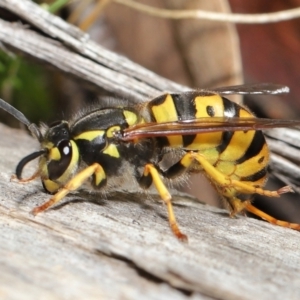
1, 0, 300, 222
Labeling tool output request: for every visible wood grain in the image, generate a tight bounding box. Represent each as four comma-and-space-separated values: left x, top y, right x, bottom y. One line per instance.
1, 121, 300, 300
0, 0, 185, 103
1, 1, 300, 299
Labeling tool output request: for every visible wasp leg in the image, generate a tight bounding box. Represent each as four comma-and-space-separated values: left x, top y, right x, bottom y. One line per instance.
11, 170, 40, 183
140, 163, 187, 241
227, 198, 300, 230
245, 202, 300, 230
32, 163, 106, 215
177, 152, 300, 230
180, 152, 292, 197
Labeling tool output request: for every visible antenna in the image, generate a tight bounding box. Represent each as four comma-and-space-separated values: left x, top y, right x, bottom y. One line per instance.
0, 98, 43, 142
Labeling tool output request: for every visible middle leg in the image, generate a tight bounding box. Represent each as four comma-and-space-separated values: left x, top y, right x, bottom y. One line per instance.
139, 163, 187, 241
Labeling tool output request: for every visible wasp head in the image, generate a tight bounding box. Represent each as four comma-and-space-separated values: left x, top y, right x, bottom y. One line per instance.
16, 121, 80, 194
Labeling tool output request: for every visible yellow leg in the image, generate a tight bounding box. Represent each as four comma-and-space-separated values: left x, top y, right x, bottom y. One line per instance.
32, 163, 106, 215
226, 197, 251, 216
143, 164, 187, 241
225, 197, 300, 230
180, 152, 293, 197
180, 152, 300, 231
245, 202, 300, 230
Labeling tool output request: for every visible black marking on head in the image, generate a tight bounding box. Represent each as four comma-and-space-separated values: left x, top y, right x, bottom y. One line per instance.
45, 122, 70, 145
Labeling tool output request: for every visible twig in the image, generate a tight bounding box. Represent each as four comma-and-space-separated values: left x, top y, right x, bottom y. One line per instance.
114, 0, 300, 24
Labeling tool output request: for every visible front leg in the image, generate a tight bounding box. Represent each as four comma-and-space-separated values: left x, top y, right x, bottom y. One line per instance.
32, 163, 106, 215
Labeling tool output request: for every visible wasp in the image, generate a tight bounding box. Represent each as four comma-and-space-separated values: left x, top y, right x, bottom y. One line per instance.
1, 83, 300, 241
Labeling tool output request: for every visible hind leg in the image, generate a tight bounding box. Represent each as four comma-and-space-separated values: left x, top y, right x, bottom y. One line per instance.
245, 201, 300, 230
226, 196, 300, 230
179, 152, 292, 197
174, 151, 300, 230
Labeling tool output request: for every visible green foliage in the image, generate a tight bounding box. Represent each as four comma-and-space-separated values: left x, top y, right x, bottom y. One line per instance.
38, 0, 69, 13
46, 0, 69, 13
0, 50, 54, 125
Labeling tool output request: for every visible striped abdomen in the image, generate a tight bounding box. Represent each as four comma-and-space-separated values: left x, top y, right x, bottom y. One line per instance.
147, 92, 269, 185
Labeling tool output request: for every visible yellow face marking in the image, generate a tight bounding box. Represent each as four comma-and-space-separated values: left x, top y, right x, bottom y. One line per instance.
55, 140, 80, 184
49, 147, 61, 161
42, 179, 60, 193
39, 156, 48, 179
123, 110, 138, 126
41, 141, 54, 149
151, 94, 178, 123
103, 144, 120, 158
68, 140, 80, 172
40, 140, 80, 193
74, 130, 105, 141
106, 126, 121, 138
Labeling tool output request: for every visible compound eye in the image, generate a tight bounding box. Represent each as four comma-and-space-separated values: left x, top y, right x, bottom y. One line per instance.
58, 140, 71, 158
47, 140, 73, 181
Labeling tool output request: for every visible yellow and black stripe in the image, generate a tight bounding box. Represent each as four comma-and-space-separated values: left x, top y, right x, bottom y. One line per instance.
148, 92, 268, 185
6, 82, 300, 240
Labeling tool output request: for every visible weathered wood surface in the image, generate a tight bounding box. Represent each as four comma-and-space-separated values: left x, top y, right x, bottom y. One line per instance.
1, 123, 300, 300
266, 128, 300, 194
0, 0, 186, 103
1, 1, 300, 299
0, 0, 242, 102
